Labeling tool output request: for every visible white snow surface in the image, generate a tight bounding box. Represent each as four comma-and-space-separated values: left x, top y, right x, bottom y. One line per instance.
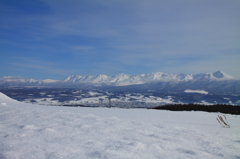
22, 92, 175, 107
184, 89, 209, 94
1, 92, 240, 159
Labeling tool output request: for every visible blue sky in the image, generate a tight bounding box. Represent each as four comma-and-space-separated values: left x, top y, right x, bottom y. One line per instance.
1, 0, 240, 80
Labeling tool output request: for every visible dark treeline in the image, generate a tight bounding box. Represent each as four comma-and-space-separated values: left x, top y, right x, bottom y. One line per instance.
151, 103, 240, 115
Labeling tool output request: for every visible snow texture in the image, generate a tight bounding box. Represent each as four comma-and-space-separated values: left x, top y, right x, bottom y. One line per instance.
1, 92, 240, 159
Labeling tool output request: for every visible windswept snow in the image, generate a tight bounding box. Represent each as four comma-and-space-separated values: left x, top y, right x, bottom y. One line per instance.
1, 92, 240, 159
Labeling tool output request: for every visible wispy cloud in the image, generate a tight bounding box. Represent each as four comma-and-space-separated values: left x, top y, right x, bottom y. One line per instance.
10, 57, 73, 78
0, 0, 240, 79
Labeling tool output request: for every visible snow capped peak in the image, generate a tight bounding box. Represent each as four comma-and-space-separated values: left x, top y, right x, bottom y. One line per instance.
0, 76, 60, 86
70, 75, 83, 79
111, 73, 131, 82
192, 71, 235, 81
62, 75, 97, 83
62, 75, 83, 83
92, 74, 110, 83
95, 74, 109, 78
212, 71, 234, 79
152, 72, 167, 79
213, 71, 224, 78
1, 71, 236, 87
177, 73, 194, 81
113, 73, 130, 78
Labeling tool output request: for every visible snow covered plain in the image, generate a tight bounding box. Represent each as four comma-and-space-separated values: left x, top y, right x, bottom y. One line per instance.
184, 89, 209, 95
1, 92, 240, 159
22, 91, 174, 108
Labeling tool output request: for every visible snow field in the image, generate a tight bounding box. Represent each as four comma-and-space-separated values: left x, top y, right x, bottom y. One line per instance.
1, 92, 240, 159
22, 93, 174, 107
184, 89, 209, 94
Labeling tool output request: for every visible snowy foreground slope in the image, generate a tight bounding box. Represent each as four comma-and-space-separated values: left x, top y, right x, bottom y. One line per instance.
0, 92, 240, 159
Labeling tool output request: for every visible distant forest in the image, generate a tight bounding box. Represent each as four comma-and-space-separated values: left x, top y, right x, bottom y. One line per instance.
151, 104, 240, 115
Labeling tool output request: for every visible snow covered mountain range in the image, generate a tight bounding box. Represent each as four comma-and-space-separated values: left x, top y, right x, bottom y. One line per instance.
0, 71, 237, 87
61, 71, 236, 86
0, 76, 59, 86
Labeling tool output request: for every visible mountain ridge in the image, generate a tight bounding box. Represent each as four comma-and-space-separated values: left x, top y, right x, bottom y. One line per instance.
0, 71, 237, 87
60, 71, 236, 86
